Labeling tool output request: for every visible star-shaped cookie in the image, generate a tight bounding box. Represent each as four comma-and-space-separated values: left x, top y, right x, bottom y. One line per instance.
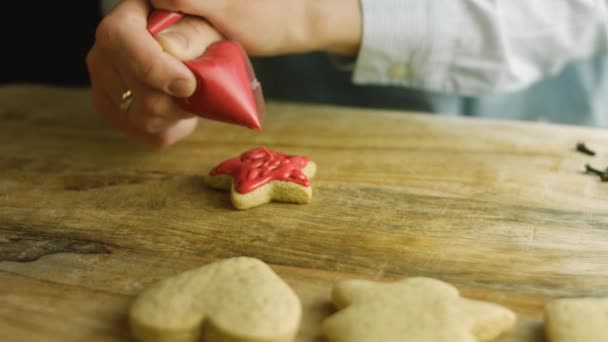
204, 147, 316, 210
544, 297, 608, 342
323, 277, 516, 342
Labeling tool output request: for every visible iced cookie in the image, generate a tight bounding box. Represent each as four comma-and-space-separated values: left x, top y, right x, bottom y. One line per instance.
129, 257, 302, 342
323, 277, 516, 342
544, 297, 608, 342
204, 147, 316, 210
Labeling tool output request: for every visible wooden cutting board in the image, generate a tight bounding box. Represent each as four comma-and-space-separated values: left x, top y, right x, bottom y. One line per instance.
1, 85, 607, 341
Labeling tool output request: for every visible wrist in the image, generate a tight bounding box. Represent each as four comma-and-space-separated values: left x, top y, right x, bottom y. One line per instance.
310, 0, 362, 56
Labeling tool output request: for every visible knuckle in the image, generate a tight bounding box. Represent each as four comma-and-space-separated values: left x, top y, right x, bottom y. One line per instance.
94, 17, 118, 51
151, 134, 173, 149
95, 10, 132, 52
85, 50, 99, 71
128, 114, 149, 132
140, 94, 167, 117
134, 55, 162, 86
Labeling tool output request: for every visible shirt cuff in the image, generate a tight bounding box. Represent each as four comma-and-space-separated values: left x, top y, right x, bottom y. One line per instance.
353, 0, 455, 92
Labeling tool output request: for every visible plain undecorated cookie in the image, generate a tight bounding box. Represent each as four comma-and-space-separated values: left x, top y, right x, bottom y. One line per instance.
129, 257, 302, 342
544, 297, 608, 342
323, 277, 516, 342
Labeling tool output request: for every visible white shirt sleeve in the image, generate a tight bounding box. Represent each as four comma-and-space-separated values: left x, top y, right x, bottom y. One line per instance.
354, 0, 608, 95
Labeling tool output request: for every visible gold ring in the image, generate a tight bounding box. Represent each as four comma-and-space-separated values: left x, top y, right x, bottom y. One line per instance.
119, 89, 135, 112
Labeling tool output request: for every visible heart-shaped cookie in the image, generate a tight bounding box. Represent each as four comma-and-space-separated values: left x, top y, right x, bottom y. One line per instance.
130, 257, 301, 342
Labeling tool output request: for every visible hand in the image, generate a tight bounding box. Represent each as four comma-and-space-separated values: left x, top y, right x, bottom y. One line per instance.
150, 0, 362, 56
87, 0, 221, 147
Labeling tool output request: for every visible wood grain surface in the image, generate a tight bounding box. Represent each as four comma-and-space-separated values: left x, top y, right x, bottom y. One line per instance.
1, 85, 607, 341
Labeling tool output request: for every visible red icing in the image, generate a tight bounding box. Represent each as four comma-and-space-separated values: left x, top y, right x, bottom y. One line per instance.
147, 10, 264, 130
210, 147, 311, 194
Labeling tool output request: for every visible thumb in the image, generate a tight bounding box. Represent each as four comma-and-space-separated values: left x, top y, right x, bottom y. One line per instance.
155, 15, 223, 61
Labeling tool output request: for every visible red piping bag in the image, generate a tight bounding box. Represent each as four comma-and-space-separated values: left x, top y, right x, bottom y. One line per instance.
148, 10, 265, 130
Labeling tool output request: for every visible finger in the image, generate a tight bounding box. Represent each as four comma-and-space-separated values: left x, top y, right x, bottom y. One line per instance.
130, 94, 196, 134
118, 72, 195, 133
95, 0, 196, 97
150, 0, 223, 19
90, 39, 196, 136
87, 48, 131, 109
93, 80, 193, 147
150, 0, 232, 41
87, 48, 185, 145
149, 117, 199, 148
91, 72, 196, 148
87, 48, 140, 136
155, 15, 223, 61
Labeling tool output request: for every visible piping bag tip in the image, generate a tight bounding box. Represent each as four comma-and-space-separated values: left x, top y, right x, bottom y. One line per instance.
148, 10, 265, 130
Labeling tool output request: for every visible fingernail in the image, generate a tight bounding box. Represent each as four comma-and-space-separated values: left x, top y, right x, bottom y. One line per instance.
159, 31, 189, 51
146, 118, 166, 133
168, 79, 194, 97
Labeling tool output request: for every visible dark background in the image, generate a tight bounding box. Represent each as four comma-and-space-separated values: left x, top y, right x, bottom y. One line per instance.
2, 2, 101, 86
